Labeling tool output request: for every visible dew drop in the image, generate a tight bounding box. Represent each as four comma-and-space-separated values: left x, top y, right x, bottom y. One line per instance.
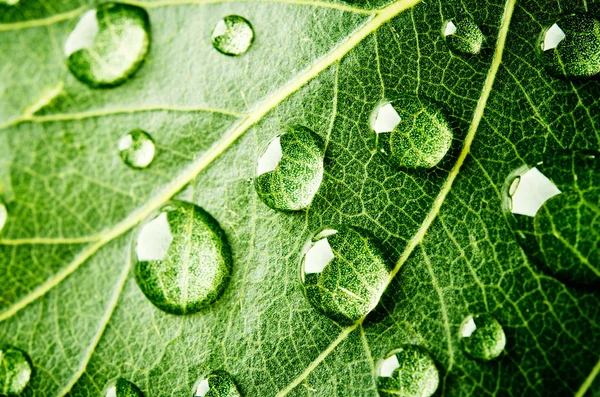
301, 226, 391, 324
376, 345, 439, 397
459, 314, 506, 361
65, 3, 150, 88
442, 18, 484, 55
371, 96, 452, 169
133, 201, 232, 315
192, 370, 240, 397
0, 346, 32, 396
104, 378, 144, 397
119, 129, 155, 169
254, 125, 325, 212
505, 150, 600, 284
212, 15, 254, 56
0, 200, 7, 233
539, 14, 600, 78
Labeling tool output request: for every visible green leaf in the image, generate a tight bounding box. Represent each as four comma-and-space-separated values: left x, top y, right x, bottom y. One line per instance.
1, 0, 599, 396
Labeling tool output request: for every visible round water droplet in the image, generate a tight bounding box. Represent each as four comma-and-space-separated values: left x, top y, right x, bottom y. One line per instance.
442, 18, 484, 55
539, 14, 600, 78
371, 96, 452, 169
0, 200, 7, 233
505, 150, 600, 284
254, 126, 325, 212
104, 378, 144, 397
376, 345, 439, 397
65, 3, 151, 88
0, 346, 32, 396
133, 201, 232, 315
459, 314, 506, 361
301, 226, 391, 324
212, 15, 254, 56
192, 370, 240, 397
119, 129, 155, 169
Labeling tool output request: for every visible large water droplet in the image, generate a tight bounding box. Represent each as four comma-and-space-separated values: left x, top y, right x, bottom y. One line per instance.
539, 14, 600, 78
254, 126, 324, 212
192, 370, 240, 397
376, 345, 439, 397
0, 200, 7, 233
212, 15, 254, 56
65, 3, 150, 88
0, 346, 32, 396
371, 96, 452, 169
104, 378, 144, 397
119, 129, 155, 169
442, 18, 484, 55
459, 314, 506, 361
301, 226, 391, 324
134, 201, 232, 315
505, 150, 600, 284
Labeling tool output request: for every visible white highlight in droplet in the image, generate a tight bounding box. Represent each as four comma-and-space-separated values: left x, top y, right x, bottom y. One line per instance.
510, 167, 562, 217
372, 103, 402, 134
461, 315, 477, 337
257, 136, 283, 176
543, 23, 566, 51
0, 202, 7, 232
304, 238, 335, 274
105, 385, 117, 397
444, 21, 457, 36
136, 212, 173, 261
378, 354, 400, 377
193, 379, 210, 396
213, 19, 228, 37
64, 10, 99, 56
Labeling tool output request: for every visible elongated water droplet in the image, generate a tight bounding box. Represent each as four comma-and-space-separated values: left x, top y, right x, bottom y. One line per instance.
0, 200, 7, 233
505, 150, 600, 284
119, 129, 155, 169
0, 346, 32, 396
192, 370, 240, 397
212, 15, 254, 56
443, 18, 484, 55
301, 226, 391, 324
254, 126, 324, 212
65, 3, 150, 88
371, 96, 452, 169
376, 345, 439, 397
134, 201, 232, 315
459, 314, 506, 361
104, 378, 144, 397
539, 14, 600, 78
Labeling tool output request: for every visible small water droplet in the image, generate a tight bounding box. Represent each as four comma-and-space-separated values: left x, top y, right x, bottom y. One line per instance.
0, 346, 32, 396
376, 345, 439, 397
0, 200, 7, 233
119, 129, 155, 169
133, 201, 232, 315
505, 150, 600, 284
539, 14, 600, 78
192, 370, 240, 397
442, 18, 484, 55
104, 378, 144, 397
65, 3, 151, 88
459, 314, 506, 361
301, 226, 391, 324
371, 96, 453, 169
212, 15, 254, 56
254, 126, 324, 212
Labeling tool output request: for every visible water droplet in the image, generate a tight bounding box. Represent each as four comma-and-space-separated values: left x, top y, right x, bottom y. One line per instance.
212, 15, 254, 56
376, 345, 439, 397
371, 96, 452, 169
442, 18, 484, 55
505, 150, 600, 284
104, 378, 144, 397
539, 14, 600, 78
65, 3, 150, 88
192, 370, 240, 397
0, 200, 7, 233
459, 314, 506, 361
0, 346, 32, 396
254, 126, 324, 212
119, 129, 155, 169
134, 201, 232, 315
301, 226, 391, 324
